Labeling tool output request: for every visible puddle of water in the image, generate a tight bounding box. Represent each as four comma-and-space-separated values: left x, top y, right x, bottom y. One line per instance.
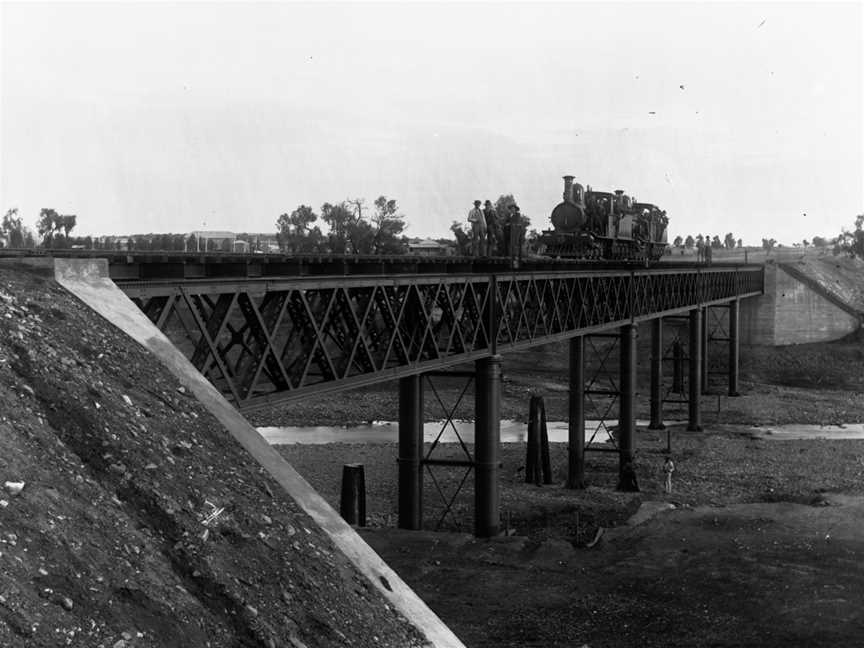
257, 420, 656, 445
258, 421, 864, 445
748, 423, 864, 441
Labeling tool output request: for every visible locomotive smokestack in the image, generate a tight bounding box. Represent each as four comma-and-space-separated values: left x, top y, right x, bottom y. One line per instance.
563, 175, 574, 202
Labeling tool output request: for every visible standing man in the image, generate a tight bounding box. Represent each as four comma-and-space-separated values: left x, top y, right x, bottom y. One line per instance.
508, 204, 524, 266
704, 233, 713, 265
467, 200, 486, 257
663, 455, 675, 493
483, 200, 499, 257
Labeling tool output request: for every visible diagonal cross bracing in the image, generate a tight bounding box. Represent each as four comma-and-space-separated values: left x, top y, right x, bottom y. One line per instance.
117, 266, 763, 409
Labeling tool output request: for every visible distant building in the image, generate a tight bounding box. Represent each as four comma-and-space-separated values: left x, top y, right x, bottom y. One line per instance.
408, 238, 449, 257
233, 239, 250, 253
189, 230, 236, 252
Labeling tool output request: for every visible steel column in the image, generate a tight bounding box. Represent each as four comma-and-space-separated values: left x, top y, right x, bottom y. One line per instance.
649, 318, 664, 430
474, 355, 501, 537
567, 336, 586, 489
618, 324, 637, 479
729, 299, 740, 396
398, 374, 424, 530
700, 306, 710, 394
688, 308, 703, 431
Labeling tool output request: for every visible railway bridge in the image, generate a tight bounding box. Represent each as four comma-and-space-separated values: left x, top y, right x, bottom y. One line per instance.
90, 252, 765, 537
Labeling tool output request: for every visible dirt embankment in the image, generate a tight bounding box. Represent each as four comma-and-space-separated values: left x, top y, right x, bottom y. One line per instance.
0, 266, 425, 648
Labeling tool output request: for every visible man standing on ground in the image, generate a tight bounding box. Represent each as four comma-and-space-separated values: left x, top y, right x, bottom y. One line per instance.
467, 200, 486, 257
663, 455, 675, 493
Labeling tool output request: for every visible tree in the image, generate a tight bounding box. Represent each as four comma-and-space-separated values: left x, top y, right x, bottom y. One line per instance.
1, 208, 25, 248
59, 214, 77, 238
37, 208, 60, 244
761, 237, 777, 254
493, 194, 531, 230
321, 202, 355, 253
346, 198, 366, 223
494, 194, 516, 220
724, 233, 736, 249
35, 208, 76, 247
276, 205, 319, 253
711, 235, 722, 249
450, 221, 471, 256
737, 238, 743, 248
369, 195, 407, 254
833, 214, 864, 258
684, 235, 695, 248
812, 236, 827, 247
672, 235, 683, 247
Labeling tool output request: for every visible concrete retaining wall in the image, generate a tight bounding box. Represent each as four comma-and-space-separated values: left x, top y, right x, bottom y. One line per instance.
741, 264, 861, 345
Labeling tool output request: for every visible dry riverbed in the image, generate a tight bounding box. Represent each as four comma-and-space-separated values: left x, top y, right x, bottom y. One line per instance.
265, 330, 864, 646
279, 426, 864, 646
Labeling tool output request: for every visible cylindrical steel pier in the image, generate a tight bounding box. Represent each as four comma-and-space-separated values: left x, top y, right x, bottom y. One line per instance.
729, 299, 740, 397
397, 374, 424, 530
618, 324, 637, 478
700, 306, 710, 394
567, 336, 586, 489
688, 308, 703, 431
649, 318, 664, 430
474, 355, 501, 537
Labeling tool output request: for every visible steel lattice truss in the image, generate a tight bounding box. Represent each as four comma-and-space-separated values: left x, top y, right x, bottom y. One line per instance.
120, 266, 763, 409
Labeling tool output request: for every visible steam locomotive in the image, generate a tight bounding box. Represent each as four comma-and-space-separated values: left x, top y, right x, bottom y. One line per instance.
540, 175, 668, 261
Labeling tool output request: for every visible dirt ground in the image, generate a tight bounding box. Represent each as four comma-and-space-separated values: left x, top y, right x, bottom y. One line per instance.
279, 428, 864, 647
267, 327, 864, 647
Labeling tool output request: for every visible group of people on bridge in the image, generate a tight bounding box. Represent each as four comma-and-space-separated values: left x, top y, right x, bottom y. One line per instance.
696, 234, 714, 265
467, 199, 526, 261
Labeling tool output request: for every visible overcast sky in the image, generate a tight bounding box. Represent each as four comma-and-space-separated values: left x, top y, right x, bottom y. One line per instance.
1, 2, 862, 244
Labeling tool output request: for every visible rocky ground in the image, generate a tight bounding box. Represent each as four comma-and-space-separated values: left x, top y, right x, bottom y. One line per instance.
0, 265, 425, 648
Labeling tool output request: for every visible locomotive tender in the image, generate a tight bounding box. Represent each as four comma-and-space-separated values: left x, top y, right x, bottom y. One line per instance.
541, 175, 668, 261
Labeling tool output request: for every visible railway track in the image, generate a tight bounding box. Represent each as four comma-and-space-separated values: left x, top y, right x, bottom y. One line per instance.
0, 247, 747, 279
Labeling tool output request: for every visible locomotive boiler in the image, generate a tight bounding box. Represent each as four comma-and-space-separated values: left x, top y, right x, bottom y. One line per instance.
540, 175, 668, 261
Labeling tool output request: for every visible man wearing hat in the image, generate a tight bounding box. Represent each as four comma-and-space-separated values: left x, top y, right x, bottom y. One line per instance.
507, 203, 525, 266
467, 199, 487, 257
483, 199, 500, 256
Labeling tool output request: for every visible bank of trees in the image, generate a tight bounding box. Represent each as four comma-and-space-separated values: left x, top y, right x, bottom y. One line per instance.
275, 196, 408, 254
672, 233, 742, 249
833, 214, 864, 258
1, 208, 37, 248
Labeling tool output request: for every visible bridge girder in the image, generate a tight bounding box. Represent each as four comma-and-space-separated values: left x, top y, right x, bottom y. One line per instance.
120, 266, 763, 409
